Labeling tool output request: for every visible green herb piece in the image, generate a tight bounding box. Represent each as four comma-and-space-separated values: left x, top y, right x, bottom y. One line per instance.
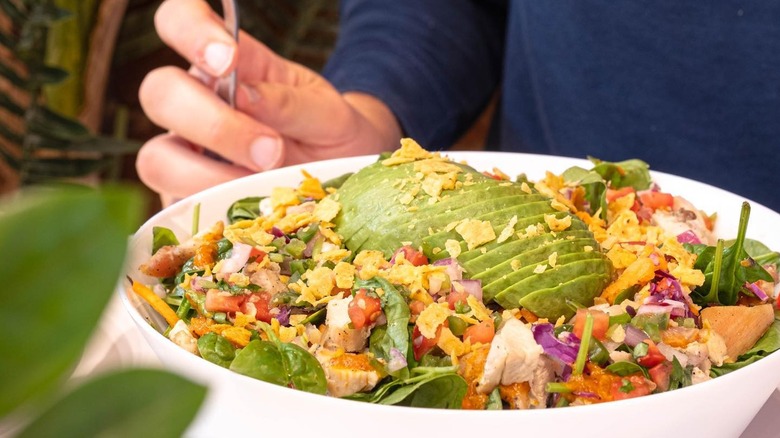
618, 378, 635, 394
668, 357, 692, 389
361, 278, 411, 377
486, 388, 503, 410
151, 226, 179, 255
609, 312, 631, 326
632, 342, 649, 360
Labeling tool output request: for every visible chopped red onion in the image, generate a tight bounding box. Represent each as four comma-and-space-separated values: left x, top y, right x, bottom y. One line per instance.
218, 242, 252, 275
623, 325, 649, 347
746, 281, 769, 301
387, 347, 408, 373
636, 304, 673, 316
454, 279, 482, 301
676, 230, 702, 245
434, 258, 464, 282
532, 323, 580, 365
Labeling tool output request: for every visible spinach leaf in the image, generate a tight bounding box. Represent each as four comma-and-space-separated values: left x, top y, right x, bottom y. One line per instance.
711, 319, 780, 377
589, 157, 652, 191
359, 278, 411, 376
377, 367, 466, 408
197, 333, 236, 368
606, 361, 649, 379
227, 196, 264, 224
561, 166, 608, 217
229, 340, 288, 387
151, 226, 179, 255
689, 203, 773, 305
739, 238, 780, 270
322, 172, 354, 190
277, 342, 328, 394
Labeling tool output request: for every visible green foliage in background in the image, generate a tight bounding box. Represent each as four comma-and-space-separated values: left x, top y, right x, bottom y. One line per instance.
43, 0, 100, 117
0, 0, 140, 187
0, 186, 206, 435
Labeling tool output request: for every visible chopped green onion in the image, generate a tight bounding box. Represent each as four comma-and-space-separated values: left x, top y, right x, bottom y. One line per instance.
175, 297, 192, 320
573, 312, 594, 375
269, 253, 285, 263
546, 382, 573, 393
213, 312, 228, 324
609, 312, 631, 326
192, 203, 201, 235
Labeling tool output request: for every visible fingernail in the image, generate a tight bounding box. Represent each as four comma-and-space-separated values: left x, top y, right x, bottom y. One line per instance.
203, 42, 234, 76
250, 136, 282, 170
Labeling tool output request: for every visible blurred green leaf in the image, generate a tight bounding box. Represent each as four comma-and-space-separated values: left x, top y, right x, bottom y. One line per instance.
28, 2, 71, 25
0, 121, 24, 145
0, 31, 14, 49
18, 369, 206, 438
0, 92, 25, 116
0, 63, 28, 89
23, 157, 106, 179
33, 65, 69, 85
0, 0, 26, 24
0, 186, 143, 416
28, 106, 90, 141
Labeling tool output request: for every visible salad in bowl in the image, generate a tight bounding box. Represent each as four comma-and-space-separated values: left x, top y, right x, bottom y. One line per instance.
123, 140, 780, 434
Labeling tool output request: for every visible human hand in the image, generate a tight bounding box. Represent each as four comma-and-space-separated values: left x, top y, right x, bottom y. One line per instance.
136, 0, 401, 202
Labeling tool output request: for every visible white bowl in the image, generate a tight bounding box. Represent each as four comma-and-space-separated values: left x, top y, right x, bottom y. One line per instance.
119, 152, 780, 437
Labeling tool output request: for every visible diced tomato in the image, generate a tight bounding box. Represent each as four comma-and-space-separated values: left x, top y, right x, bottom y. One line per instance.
249, 247, 267, 262
463, 319, 495, 344
610, 374, 655, 401
348, 289, 383, 329
638, 191, 674, 211
606, 186, 635, 202
392, 245, 429, 266
447, 290, 470, 310
412, 324, 441, 361
636, 340, 666, 368
648, 362, 673, 392
241, 292, 272, 322
572, 308, 610, 341
205, 289, 245, 313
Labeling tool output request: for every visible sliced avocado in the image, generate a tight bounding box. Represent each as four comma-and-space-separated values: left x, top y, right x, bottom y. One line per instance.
492, 255, 612, 305
481, 251, 605, 301
468, 237, 599, 281
348, 191, 541, 255
427, 211, 590, 261
460, 229, 595, 269
516, 273, 612, 319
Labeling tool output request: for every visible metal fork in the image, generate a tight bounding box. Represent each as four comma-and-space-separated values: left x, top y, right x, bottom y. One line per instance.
215, 0, 239, 108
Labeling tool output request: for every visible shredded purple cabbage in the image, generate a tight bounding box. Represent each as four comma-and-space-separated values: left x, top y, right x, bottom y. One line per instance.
275, 306, 292, 326
532, 323, 580, 365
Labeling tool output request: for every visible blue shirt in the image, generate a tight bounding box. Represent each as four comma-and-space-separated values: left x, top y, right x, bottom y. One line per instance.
324, 1, 780, 213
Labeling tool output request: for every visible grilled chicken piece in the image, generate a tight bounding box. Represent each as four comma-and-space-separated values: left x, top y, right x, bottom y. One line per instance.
139, 244, 196, 278
315, 349, 380, 397
323, 295, 370, 352
246, 262, 286, 295
168, 320, 198, 354
477, 318, 543, 395
701, 304, 775, 362
651, 196, 715, 245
